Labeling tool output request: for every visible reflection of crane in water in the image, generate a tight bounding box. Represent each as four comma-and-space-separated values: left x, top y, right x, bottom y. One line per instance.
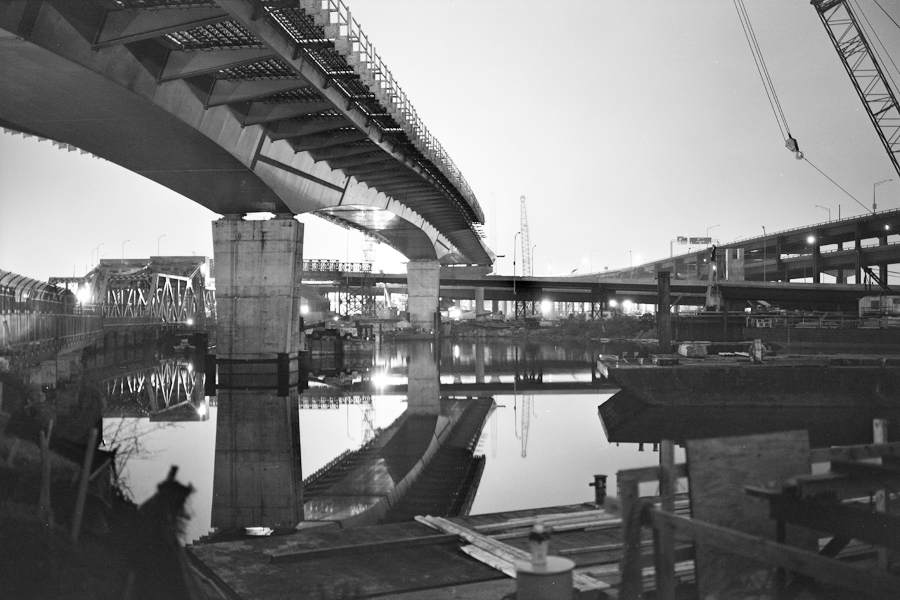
513, 346, 541, 457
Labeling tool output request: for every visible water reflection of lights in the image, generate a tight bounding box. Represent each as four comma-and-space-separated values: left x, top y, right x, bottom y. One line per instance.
371, 371, 389, 389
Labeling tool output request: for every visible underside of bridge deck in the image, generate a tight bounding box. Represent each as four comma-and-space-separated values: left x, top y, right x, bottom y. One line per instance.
0, 0, 492, 265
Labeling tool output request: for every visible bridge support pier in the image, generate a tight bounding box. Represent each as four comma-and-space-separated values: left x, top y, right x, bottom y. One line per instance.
407, 341, 440, 415
475, 287, 485, 316
210, 215, 305, 530
407, 259, 440, 332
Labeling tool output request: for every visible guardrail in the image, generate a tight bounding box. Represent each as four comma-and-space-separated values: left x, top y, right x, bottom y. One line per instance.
279, 1, 482, 223
302, 259, 372, 273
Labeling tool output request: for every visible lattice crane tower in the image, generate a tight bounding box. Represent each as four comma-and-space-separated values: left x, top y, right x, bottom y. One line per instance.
520, 195, 532, 277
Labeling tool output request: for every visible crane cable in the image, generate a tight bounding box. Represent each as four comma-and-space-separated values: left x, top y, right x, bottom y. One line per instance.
734, 0, 871, 212
733, 0, 802, 158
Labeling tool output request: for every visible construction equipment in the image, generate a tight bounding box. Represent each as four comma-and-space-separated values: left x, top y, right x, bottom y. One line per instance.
520, 196, 532, 277
812, 0, 900, 180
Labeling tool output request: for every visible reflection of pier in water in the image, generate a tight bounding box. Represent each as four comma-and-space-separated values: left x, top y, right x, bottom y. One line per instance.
212, 341, 494, 531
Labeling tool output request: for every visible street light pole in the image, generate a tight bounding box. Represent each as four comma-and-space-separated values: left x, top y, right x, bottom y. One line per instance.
531, 244, 537, 276
761, 226, 767, 282
122, 240, 130, 259
157, 234, 166, 256
873, 179, 892, 213
815, 205, 831, 221
706, 225, 719, 243
513, 231, 521, 295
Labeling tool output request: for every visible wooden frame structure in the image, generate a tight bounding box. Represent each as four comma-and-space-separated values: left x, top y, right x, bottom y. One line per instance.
618, 439, 900, 599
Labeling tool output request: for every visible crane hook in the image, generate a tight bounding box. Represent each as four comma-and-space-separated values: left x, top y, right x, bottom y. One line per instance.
785, 135, 803, 160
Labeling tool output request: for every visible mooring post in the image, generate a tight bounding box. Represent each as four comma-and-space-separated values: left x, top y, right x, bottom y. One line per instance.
589, 474, 607, 505
657, 271, 671, 355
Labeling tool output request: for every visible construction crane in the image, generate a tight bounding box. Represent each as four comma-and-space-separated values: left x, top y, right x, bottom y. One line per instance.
520, 195, 532, 277
812, 0, 900, 181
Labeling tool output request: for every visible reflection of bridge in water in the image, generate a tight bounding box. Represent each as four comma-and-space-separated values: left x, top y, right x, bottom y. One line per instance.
211, 341, 495, 531
100, 355, 209, 422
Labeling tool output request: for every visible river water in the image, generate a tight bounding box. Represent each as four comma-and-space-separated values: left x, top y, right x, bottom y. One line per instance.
72, 335, 672, 543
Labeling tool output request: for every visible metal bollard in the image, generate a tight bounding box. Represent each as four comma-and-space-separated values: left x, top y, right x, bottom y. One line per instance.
589, 474, 607, 505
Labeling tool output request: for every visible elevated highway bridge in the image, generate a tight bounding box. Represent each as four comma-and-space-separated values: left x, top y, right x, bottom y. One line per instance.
0, 0, 491, 345
593, 209, 900, 286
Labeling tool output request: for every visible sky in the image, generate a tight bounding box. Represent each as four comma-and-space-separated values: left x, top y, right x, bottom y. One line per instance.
3, 0, 900, 281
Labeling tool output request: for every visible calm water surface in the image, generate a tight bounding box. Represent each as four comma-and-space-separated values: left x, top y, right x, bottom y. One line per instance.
94, 337, 670, 542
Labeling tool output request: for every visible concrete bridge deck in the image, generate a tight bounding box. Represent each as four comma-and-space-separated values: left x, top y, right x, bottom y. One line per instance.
0, 0, 490, 265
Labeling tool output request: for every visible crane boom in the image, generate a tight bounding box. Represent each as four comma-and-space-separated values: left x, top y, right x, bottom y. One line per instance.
520, 195, 532, 277
813, 0, 900, 180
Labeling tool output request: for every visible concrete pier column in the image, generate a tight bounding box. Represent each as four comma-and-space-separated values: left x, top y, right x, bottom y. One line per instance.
212, 215, 304, 357
211, 215, 305, 530
475, 337, 485, 384
407, 259, 440, 332
407, 341, 440, 414
475, 287, 485, 316
212, 390, 303, 528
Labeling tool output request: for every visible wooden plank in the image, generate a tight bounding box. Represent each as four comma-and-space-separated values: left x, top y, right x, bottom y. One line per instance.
269, 533, 460, 563
686, 430, 815, 600
874, 418, 890, 570
613, 462, 688, 484
617, 473, 643, 600
650, 510, 900, 598
375, 577, 516, 600
418, 516, 609, 592
747, 486, 900, 552
809, 441, 900, 463
654, 439, 677, 600
789, 471, 882, 499
459, 545, 516, 578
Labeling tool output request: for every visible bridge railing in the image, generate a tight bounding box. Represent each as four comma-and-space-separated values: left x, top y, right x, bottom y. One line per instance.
302, 259, 372, 273
294, 1, 483, 223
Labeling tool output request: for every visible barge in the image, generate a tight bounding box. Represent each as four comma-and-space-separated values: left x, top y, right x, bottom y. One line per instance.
597, 352, 900, 445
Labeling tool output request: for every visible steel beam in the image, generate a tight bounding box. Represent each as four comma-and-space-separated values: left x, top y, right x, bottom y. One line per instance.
206, 78, 312, 107
238, 100, 334, 126
326, 152, 393, 170
267, 117, 349, 141
159, 48, 276, 82
94, 7, 229, 48
288, 130, 367, 152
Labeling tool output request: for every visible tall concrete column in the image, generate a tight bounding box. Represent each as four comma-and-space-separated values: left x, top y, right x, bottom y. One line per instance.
407, 341, 440, 415
475, 286, 485, 316
212, 389, 303, 528
211, 215, 305, 530
212, 215, 303, 358
407, 259, 440, 331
